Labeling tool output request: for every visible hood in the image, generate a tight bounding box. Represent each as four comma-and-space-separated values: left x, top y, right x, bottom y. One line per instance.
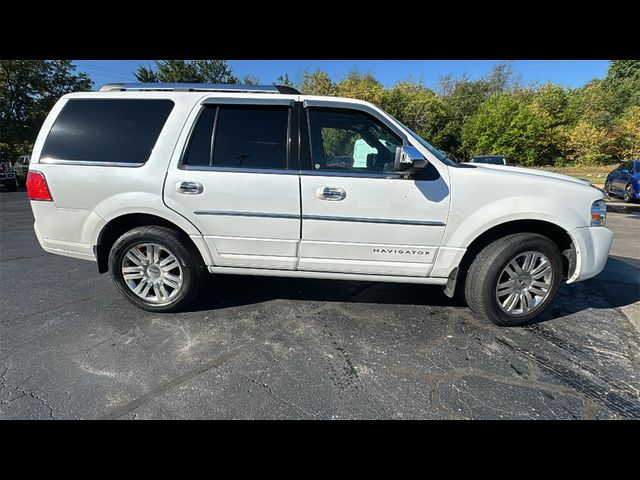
464, 163, 592, 187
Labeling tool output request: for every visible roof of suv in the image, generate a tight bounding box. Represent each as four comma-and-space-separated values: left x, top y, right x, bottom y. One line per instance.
62, 83, 384, 114
99, 83, 302, 94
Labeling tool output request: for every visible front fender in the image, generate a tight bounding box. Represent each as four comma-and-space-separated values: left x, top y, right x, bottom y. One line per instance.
443, 195, 587, 248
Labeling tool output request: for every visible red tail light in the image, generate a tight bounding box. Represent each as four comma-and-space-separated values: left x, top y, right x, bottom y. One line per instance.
26, 171, 53, 201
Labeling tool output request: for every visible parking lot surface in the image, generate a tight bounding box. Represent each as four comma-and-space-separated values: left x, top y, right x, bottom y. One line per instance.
1, 189, 639, 419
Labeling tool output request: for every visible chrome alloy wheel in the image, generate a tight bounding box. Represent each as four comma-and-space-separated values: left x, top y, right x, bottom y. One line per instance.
121, 243, 183, 304
495, 251, 553, 316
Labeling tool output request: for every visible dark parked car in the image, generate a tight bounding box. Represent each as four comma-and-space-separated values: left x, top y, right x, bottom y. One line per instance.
0, 161, 17, 191
469, 155, 508, 166
605, 160, 639, 203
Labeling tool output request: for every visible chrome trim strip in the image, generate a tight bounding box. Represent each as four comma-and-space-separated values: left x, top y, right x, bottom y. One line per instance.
101, 83, 289, 93
303, 215, 445, 226
183, 165, 297, 175
39, 158, 144, 168
302, 99, 410, 144
202, 97, 294, 106
192, 210, 445, 226
301, 170, 403, 179
181, 166, 399, 178
193, 210, 299, 219
208, 266, 448, 285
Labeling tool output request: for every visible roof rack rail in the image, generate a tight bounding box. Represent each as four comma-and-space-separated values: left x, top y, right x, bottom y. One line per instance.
99, 83, 301, 94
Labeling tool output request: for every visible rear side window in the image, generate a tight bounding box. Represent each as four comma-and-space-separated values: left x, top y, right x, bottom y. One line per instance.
41, 99, 174, 164
183, 105, 289, 169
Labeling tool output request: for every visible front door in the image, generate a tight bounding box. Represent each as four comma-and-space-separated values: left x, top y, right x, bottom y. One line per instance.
298, 105, 450, 277
164, 99, 301, 270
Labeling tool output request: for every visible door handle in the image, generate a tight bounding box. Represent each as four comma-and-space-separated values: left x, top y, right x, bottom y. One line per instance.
316, 186, 346, 201
175, 181, 204, 195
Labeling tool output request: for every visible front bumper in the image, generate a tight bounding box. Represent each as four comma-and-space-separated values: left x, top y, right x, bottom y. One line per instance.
567, 226, 614, 283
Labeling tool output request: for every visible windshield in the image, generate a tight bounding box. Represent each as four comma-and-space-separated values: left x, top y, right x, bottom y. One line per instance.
390, 117, 458, 167
472, 156, 506, 165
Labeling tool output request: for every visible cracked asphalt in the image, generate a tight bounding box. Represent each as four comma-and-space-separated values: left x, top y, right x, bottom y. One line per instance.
1, 188, 639, 419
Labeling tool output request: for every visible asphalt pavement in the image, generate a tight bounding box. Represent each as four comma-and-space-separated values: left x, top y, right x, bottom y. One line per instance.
1, 188, 639, 419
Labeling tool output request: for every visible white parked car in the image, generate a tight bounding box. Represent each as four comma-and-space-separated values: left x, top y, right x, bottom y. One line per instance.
13, 155, 31, 185
27, 83, 613, 326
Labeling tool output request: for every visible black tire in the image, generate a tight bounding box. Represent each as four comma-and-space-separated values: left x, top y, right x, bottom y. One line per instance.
623, 183, 634, 203
604, 180, 611, 197
464, 233, 563, 326
108, 226, 205, 312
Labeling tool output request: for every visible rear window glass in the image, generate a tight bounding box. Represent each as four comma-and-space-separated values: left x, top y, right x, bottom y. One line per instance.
182, 105, 289, 169
41, 99, 174, 164
212, 106, 288, 169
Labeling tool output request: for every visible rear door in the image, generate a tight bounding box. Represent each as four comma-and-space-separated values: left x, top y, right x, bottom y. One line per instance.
298, 103, 450, 277
612, 161, 632, 192
164, 97, 301, 270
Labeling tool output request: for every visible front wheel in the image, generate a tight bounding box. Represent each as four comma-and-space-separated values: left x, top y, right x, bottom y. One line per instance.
108, 226, 205, 312
464, 233, 563, 326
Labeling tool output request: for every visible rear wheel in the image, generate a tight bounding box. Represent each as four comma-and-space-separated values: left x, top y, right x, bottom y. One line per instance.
108, 226, 205, 312
623, 183, 634, 203
464, 233, 563, 326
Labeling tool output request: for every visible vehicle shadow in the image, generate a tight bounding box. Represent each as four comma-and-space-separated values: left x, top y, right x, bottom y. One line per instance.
187, 255, 639, 325
534, 256, 639, 324
188, 274, 460, 312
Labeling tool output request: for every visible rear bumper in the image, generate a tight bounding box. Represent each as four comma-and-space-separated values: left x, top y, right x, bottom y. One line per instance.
567, 226, 614, 283
34, 221, 97, 261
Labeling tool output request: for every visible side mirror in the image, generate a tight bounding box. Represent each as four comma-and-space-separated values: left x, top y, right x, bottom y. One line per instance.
394, 146, 428, 175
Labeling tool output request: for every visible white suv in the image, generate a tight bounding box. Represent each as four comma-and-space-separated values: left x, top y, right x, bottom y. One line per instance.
27, 83, 613, 326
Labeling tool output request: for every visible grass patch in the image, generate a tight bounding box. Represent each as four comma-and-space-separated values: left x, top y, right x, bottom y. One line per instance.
529, 164, 618, 186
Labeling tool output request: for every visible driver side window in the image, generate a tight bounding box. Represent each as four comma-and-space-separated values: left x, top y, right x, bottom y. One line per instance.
307, 108, 402, 173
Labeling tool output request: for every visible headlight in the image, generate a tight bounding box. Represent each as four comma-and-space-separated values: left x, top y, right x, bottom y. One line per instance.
591, 199, 607, 227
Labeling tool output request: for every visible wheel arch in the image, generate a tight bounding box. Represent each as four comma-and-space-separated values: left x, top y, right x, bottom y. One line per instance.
444, 219, 576, 298
95, 213, 212, 274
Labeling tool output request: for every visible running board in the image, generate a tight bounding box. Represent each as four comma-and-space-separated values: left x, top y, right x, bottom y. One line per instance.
207, 266, 448, 285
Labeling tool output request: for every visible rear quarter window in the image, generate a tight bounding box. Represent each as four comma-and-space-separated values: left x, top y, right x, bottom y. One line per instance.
41, 99, 174, 164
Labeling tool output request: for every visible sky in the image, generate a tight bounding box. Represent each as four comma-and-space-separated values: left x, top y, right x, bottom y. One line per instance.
72, 60, 610, 91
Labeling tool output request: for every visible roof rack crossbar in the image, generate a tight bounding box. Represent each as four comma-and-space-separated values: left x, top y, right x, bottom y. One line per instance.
99, 83, 301, 94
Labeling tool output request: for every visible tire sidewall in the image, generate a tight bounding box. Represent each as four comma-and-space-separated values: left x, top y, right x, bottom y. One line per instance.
108, 227, 199, 312
624, 183, 632, 202
480, 236, 563, 326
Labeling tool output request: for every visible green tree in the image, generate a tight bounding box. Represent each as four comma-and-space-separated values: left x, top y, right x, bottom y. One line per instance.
335, 71, 384, 105
381, 81, 448, 149
276, 74, 295, 87
566, 120, 610, 165
134, 60, 255, 84
437, 62, 517, 158
0, 60, 92, 158
300, 68, 335, 96
601, 60, 640, 118
607, 60, 640, 81
565, 80, 613, 128
615, 106, 640, 159
461, 92, 550, 165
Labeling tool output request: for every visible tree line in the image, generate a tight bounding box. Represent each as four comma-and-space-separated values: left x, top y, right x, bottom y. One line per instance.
1, 59, 638, 165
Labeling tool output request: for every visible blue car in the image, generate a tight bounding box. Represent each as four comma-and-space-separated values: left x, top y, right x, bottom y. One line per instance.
605, 159, 639, 203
